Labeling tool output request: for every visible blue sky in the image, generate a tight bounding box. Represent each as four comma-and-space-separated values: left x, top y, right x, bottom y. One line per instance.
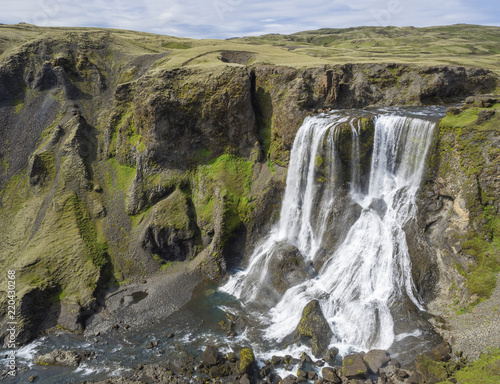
2, 0, 500, 39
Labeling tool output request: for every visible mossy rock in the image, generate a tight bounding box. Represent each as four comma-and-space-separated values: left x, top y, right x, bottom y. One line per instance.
296, 300, 333, 358
238, 348, 256, 375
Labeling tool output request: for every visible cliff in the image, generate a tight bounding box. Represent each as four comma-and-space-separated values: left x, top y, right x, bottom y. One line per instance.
0, 24, 499, 348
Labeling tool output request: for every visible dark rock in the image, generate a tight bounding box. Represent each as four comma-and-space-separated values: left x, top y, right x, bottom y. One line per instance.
362, 349, 390, 374
296, 300, 333, 358
281, 375, 298, 384
259, 366, 271, 379
202, 346, 220, 366
314, 380, 324, 384
475, 109, 495, 124
407, 371, 423, 384
315, 360, 325, 367
321, 367, 341, 384
342, 353, 368, 379
284, 355, 293, 364
167, 333, 174, 338
271, 355, 282, 365
323, 347, 339, 364
388, 359, 400, 368
396, 369, 409, 380
290, 358, 301, 365
430, 343, 451, 362
446, 107, 461, 115
307, 371, 318, 380
297, 368, 308, 379
146, 342, 154, 349
269, 241, 310, 294
209, 364, 232, 378
28, 375, 38, 382
300, 352, 313, 363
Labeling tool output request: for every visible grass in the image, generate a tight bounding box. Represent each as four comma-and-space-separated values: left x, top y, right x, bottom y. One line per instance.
106, 158, 137, 192
1, 24, 500, 73
438, 348, 500, 384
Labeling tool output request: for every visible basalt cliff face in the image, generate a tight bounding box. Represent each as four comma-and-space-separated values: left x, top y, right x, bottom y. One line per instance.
0, 26, 498, 348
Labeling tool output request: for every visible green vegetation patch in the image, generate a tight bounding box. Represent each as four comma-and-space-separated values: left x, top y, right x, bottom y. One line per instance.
197, 153, 253, 235
66, 194, 108, 269
441, 349, 500, 384
106, 157, 136, 192
438, 104, 500, 305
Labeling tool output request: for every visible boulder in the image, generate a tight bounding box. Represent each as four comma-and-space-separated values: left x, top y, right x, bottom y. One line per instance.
281, 375, 298, 384
341, 353, 369, 379
362, 349, 390, 374
269, 242, 309, 293
321, 367, 341, 383
238, 348, 256, 375
202, 346, 219, 366
36, 349, 81, 367
296, 300, 333, 358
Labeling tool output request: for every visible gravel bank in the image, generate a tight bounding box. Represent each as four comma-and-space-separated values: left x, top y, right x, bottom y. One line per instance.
440, 273, 500, 361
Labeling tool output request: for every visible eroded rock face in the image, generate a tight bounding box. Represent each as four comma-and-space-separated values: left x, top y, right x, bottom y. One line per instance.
415, 98, 500, 314
0, 27, 498, 346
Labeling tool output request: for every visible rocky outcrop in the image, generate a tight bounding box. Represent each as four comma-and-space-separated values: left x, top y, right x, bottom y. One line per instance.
414, 97, 500, 314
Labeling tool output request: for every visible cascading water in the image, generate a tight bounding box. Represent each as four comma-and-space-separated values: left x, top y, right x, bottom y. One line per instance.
222, 111, 436, 354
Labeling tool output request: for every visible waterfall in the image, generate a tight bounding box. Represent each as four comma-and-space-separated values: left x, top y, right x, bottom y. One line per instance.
221, 111, 436, 352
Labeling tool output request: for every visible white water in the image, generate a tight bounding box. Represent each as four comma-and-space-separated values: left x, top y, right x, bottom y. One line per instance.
222, 112, 435, 352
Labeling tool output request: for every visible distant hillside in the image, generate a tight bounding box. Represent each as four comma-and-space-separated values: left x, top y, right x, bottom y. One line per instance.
1, 23, 500, 74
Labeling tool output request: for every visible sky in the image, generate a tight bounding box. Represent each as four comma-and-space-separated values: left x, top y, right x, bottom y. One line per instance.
2, 0, 500, 39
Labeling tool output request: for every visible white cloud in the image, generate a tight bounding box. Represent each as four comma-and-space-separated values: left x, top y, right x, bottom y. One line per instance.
1, 0, 499, 39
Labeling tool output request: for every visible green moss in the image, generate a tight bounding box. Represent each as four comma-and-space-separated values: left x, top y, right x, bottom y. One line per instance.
153, 189, 191, 231
66, 195, 109, 269
14, 99, 24, 114
445, 349, 500, 384
197, 153, 253, 234
106, 158, 136, 192
238, 348, 255, 374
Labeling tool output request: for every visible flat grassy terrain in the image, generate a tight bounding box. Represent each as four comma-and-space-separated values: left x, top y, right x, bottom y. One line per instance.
1, 23, 500, 74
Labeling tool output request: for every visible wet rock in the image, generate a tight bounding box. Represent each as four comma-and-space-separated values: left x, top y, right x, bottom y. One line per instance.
36, 349, 81, 367
446, 107, 461, 115
300, 352, 313, 363
209, 363, 232, 378
388, 359, 400, 368
323, 347, 339, 364
28, 375, 38, 382
297, 368, 308, 379
415, 354, 449, 384
342, 353, 368, 379
315, 360, 325, 367
362, 349, 390, 374
314, 379, 324, 384
271, 355, 282, 365
368, 198, 387, 217
281, 375, 298, 384
146, 341, 154, 349
202, 346, 220, 366
321, 367, 341, 384
407, 371, 423, 384
430, 343, 451, 362
238, 348, 256, 375
296, 300, 334, 358
259, 366, 271, 379
307, 371, 318, 380
269, 242, 310, 294
167, 333, 174, 338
